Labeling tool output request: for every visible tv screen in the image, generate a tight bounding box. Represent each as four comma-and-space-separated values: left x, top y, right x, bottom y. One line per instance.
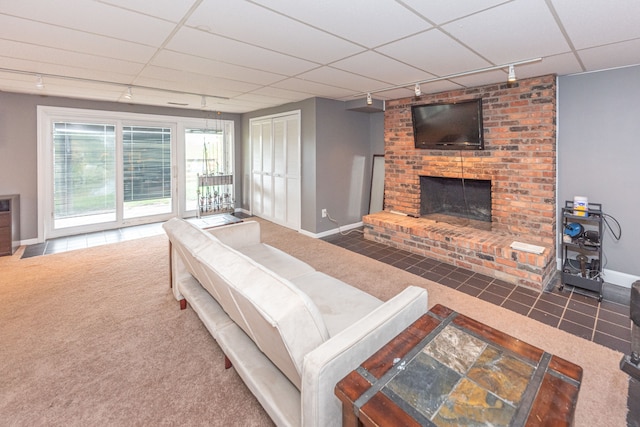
412, 99, 484, 150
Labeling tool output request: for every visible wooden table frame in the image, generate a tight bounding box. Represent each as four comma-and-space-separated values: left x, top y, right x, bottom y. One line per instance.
335, 304, 583, 427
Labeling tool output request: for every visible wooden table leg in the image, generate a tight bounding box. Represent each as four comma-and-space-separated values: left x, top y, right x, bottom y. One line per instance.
342, 402, 361, 427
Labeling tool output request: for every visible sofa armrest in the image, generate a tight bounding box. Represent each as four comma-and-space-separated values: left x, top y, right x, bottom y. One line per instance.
206, 220, 261, 248
300, 286, 428, 427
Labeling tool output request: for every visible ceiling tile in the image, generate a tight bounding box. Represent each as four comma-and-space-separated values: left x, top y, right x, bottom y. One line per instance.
166, 27, 318, 76
0, 0, 176, 46
577, 39, 640, 72
272, 78, 358, 99
252, 0, 432, 48
0, 56, 139, 88
0, 14, 157, 63
442, 0, 570, 64
377, 29, 492, 77
186, 0, 364, 64
98, 0, 197, 22
249, 86, 317, 102
401, 0, 512, 24
151, 51, 285, 86
551, 0, 640, 50
135, 65, 258, 96
297, 66, 390, 93
516, 52, 583, 78
331, 51, 433, 86
0, 40, 144, 78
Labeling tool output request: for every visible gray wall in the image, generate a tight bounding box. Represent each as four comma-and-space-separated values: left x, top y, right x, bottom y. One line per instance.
558, 65, 640, 282
242, 97, 383, 234
0, 92, 242, 241
315, 98, 377, 232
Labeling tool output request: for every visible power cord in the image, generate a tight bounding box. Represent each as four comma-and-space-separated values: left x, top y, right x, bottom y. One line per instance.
325, 210, 364, 236
602, 213, 622, 241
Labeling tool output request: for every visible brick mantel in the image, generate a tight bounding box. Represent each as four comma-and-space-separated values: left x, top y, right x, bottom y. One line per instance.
364, 75, 557, 291
383, 74, 556, 243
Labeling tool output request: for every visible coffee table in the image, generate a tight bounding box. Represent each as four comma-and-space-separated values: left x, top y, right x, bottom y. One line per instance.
335, 304, 582, 426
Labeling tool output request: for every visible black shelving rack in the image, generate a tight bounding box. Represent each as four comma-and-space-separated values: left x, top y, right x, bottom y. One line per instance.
560, 201, 604, 301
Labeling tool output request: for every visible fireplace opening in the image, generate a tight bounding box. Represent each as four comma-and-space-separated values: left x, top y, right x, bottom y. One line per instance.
420, 176, 491, 227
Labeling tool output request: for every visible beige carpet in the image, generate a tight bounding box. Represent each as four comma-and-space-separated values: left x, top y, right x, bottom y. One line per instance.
0, 218, 629, 426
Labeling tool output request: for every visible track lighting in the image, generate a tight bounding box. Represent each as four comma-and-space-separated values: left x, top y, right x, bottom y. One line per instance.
357, 57, 541, 98
366, 93, 372, 105
508, 65, 516, 83
35, 75, 44, 89
124, 87, 132, 100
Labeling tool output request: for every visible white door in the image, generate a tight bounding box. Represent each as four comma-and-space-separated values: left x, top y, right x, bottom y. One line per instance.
250, 112, 300, 230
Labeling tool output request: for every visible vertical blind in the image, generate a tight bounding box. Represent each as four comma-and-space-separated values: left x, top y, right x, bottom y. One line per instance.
53, 122, 116, 220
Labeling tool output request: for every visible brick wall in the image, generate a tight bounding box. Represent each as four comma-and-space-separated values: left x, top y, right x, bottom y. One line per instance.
384, 74, 557, 244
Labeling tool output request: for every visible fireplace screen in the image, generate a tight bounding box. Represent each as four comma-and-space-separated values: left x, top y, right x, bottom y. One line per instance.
420, 176, 491, 222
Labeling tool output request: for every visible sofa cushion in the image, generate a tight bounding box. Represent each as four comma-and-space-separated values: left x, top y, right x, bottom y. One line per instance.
208, 220, 315, 280
292, 272, 383, 337
206, 220, 261, 249
236, 243, 315, 280
194, 239, 330, 390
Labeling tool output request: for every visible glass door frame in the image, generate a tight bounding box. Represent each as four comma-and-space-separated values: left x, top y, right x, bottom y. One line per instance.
38, 107, 181, 240
178, 117, 235, 218
37, 107, 236, 242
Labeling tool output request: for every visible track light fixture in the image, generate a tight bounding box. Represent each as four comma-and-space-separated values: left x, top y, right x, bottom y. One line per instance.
508, 65, 516, 83
356, 57, 541, 98
414, 83, 421, 97
0, 68, 230, 106
366, 93, 372, 105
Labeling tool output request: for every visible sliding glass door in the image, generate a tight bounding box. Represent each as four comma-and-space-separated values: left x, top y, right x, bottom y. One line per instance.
52, 122, 117, 229
184, 122, 233, 213
122, 126, 172, 219
39, 107, 235, 241
50, 121, 174, 234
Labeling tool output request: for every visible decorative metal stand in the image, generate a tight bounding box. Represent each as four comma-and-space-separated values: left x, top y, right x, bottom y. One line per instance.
197, 141, 234, 217
197, 173, 234, 216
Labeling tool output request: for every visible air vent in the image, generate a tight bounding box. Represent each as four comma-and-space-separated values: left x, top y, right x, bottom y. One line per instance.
167, 102, 189, 106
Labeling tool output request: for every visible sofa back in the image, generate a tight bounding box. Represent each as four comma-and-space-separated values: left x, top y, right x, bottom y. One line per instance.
163, 218, 330, 389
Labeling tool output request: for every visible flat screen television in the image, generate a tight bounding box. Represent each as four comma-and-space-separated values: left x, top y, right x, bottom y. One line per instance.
411, 99, 484, 150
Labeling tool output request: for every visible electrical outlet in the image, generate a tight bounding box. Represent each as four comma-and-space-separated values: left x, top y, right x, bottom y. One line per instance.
321, 208, 327, 218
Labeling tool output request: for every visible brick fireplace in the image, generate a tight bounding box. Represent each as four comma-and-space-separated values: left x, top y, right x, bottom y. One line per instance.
363, 75, 557, 291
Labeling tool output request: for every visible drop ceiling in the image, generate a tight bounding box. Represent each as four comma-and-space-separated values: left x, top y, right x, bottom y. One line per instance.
1, 0, 639, 113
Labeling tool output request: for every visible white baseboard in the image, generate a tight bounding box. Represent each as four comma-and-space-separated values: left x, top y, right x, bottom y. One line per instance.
602, 269, 639, 289
301, 221, 364, 239
19, 238, 39, 246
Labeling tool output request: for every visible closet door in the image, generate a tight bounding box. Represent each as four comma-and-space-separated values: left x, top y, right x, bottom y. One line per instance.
250, 119, 270, 217
250, 112, 300, 230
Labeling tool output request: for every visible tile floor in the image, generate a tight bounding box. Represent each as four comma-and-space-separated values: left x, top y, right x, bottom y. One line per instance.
322, 229, 632, 355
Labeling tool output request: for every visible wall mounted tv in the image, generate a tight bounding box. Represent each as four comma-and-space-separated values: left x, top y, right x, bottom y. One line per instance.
411, 98, 484, 150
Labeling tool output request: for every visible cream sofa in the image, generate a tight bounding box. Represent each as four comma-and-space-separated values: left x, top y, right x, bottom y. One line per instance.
163, 218, 428, 427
